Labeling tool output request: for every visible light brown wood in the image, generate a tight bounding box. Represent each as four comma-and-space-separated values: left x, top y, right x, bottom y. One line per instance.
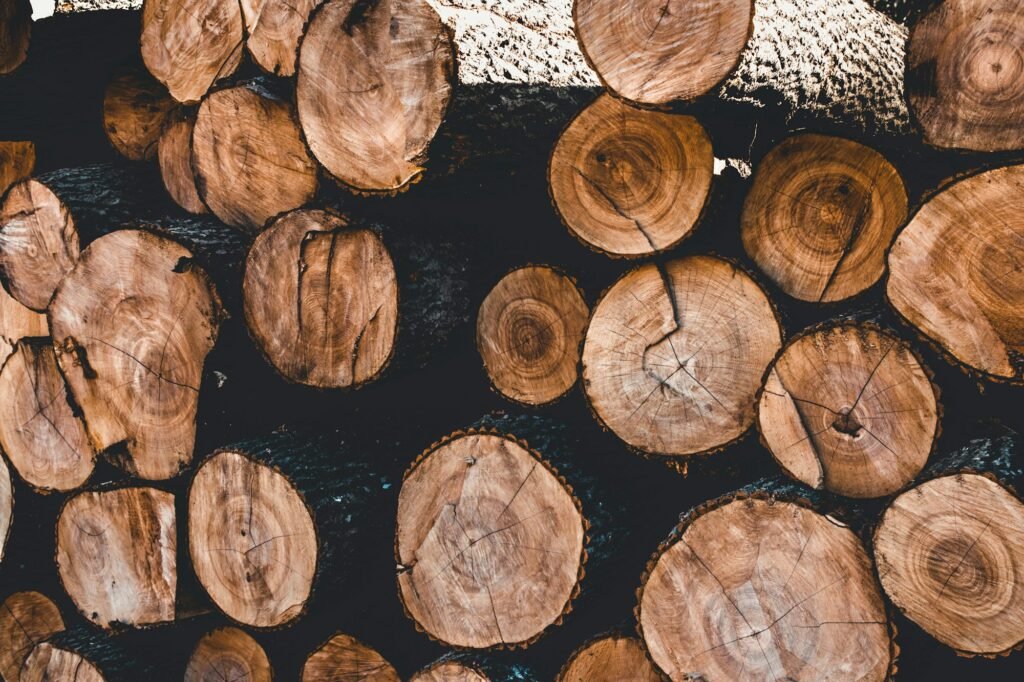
0, 592, 65, 682
0, 141, 35, 199
158, 109, 207, 215
874, 473, 1024, 655
573, 0, 754, 104
49, 230, 223, 480
410, 660, 488, 682
185, 627, 273, 682
296, 0, 454, 193
476, 266, 589, 405
141, 0, 244, 104
907, 0, 1024, 151
741, 134, 908, 302
887, 164, 1024, 381
549, 94, 713, 257
639, 497, 892, 681
758, 324, 938, 498
0, 178, 80, 312
302, 633, 399, 682
0, 278, 47, 369
242, 0, 322, 76
21, 643, 105, 682
582, 255, 782, 457
0, 339, 94, 493
558, 634, 664, 682
193, 83, 319, 233
56, 486, 177, 628
0, 457, 9, 562
102, 65, 178, 162
189, 450, 317, 628
0, 0, 31, 76
396, 432, 585, 648
243, 209, 398, 388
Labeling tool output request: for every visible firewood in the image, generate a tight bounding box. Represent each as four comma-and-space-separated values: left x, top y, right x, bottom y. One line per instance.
906, 0, 1024, 151
411, 660, 490, 682
582, 255, 782, 457
0, 178, 80, 311
184, 627, 272, 682
887, 164, 1024, 382
140, 0, 244, 104
192, 82, 318, 233
0, 457, 9, 562
638, 494, 894, 681
0, 0, 31, 76
557, 634, 664, 682
573, 0, 754, 105
49, 230, 223, 480
21, 626, 159, 681
411, 652, 539, 682
476, 265, 589, 405
241, 0, 322, 77
741, 134, 907, 302
0, 591, 65, 681
758, 323, 939, 498
0, 339, 94, 493
302, 633, 398, 681
874, 472, 1024, 656
242, 209, 398, 388
548, 94, 713, 257
295, 0, 455, 193
102, 64, 177, 162
0, 278, 47, 367
157, 108, 206, 215
0, 140, 34, 197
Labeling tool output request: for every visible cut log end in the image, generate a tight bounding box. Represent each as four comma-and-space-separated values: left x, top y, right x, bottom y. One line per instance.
21, 643, 105, 682
396, 432, 585, 649
0, 279, 48, 368
549, 94, 713, 257
0, 457, 9, 561
476, 266, 589, 405
410, 660, 489, 682
302, 633, 399, 682
185, 627, 273, 682
0, 591, 65, 681
0, 141, 35, 198
242, 0, 321, 76
558, 635, 664, 682
102, 65, 177, 162
158, 109, 208, 215
0, 0, 31, 76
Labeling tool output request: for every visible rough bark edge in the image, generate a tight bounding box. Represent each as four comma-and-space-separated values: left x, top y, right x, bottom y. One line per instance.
185, 625, 277, 679
394, 427, 591, 650
303, 630, 398, 678
555, 629, 670, 682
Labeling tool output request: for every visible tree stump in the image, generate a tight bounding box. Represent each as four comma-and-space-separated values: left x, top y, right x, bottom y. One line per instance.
302, 633, 399, 681
582, 255, 782, 457
158, 108, 207, 215
0, 591, 65, 682
185, 627, 273, 682
0, 0, 31, 76
558, 634, 664, 682
741, 134, 907, 302
242, 209, 399, 388
242, 0, 322, 77
0, 140, 34, 197
548, 94, 713, 257
296, 0, 455, 193
102, 65, 177, 162
476, 265, 589, 405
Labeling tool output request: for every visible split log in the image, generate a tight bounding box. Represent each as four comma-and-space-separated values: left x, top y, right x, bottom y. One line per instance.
0, 140, 34, 197
887, 163, 1024, 382
573, 0, 753, 104
740, 134, 907, 303
476, 265, 589, 405
758, 323, 938, 498
157, 108, 206, 215
49, 230, 223, 480
0, 0, 31, 76
242, 209, 399, 388
21, 626, 159, 681
411, 652, 538, 682
302, 632, 399, 681
185, 627, 272, 682
906, 0, 1024, 151
296, 0, 455, 193
0, 591, 65, 681
638, 494, 894, 681
242, 0, 321, 77
581, 255, 782, 457
873, 472, 1024, 656
557, 634, 664, 682
140, 0, 244, 104
0, 457, 9, 561
548, 94, 713, 257
102, 64, 177, 162
192, 81, 318, 233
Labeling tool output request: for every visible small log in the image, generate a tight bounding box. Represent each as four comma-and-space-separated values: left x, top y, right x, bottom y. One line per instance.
0, 457, 9, 561
411, 652, 538, 682
242, 208, 399, 388
557, 634, 664, 682
157, 108, 206, 215
296, 0, 455, 193
758, 323, 939, 498
102, 64, 177, 162
906, 0, 1024, 151
476, 265, 588, 405
573, 0, 753, 105
741, 134, 907, 303
582, 255, 782, 457
0, 591, 65, 681
192, 81, 318, 233
411, 659, 489, 682
241, 0, 321, 77
0, 0, 31, 76
548, 94, 713, 257
21, 626, 159, 681
0, 140, 34, 197
302, 632, 399, 681
887, 163, 1024, 382
185, 626, 272, 681
638, 494, 894, 681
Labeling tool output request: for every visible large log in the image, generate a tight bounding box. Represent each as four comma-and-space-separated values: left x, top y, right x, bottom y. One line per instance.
0, 591, 65, 681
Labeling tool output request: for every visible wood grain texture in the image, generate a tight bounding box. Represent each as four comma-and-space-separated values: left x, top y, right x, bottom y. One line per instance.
102, 65, 177, 162
557, 634, 664, 682
21, 643, 105, 682
302, 633, 399, 681
0, 591, 65, 681
157, 109, 207, 215
185, 627, 273, 682
0, 277, 47, 368
0, 0, 31, 76
0, 457, 9, 563
410, 660, 490, 682
242, 0, 323, 76
0, 141, 35, 200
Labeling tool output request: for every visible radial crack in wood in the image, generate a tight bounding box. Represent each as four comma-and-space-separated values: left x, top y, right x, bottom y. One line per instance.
0, 141, 35, 198
102, 64, 177, 162
0, 592, 65, 681
158, 108, 207, 215
242, 0, 323, 76
303, 633, 399, 681
185, 626, 273, 681
557, 634, 665, 681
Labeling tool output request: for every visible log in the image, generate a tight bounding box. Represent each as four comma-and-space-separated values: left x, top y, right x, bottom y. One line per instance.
557, 634, 664, 682
0, 0, 31, 76
887, 163, 1024, 383
0, 591, 65, 681
185, 626, 272, 681
581, 255, 782, 457
740, 133, 907, 303
476, 265, 588, 405
295, 0, 455, 193
157, 108, 206, 215
548, 93, 713, 257
0, 457, 9, 562
411, 652, 538, 681
906, 0, 1024, 151
102, 64, 177, 162
192, 81, 319, 233
0, 140, 34, 197
637, 494, 894, 681
302, 632, 399, 681
21, 626, 159, 681
0, 279, 48, 367
757, 322, 939, 498
242, 209, 399, 388
241, 0, 321, 77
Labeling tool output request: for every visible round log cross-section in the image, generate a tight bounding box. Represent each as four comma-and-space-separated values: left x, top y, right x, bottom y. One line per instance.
874, 473, 1024, 655
0, 591, 65, 681
0, 0, 31, 76
582, 255, 782, 457
476, 266, 589, 405
549, 94, 713, 257
303, 633, 399, 682
243, 209, 398, 388
573, 0, 754, 105
185, 627, 273, 682
396, 432, 586, 648
21, 644, 105, 682
741, 134, 908, 302
102, 65, 177, 162
0, 141, 35, 198
558, 634, 664, 682
189, 450, 318, 628
242, 0, 322, 76
758, 324, 938, 498
410, 660, 489, 682
638, 496, 893, 681
158, 109, 207, 215
296, 0, 455, 193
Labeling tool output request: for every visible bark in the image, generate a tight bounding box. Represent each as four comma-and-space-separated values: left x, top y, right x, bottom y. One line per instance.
302, 632, 400, 681
0, 591, 65, 682
184, 626, 272, 681
102, 63, 177, 162
557, 634, 664, 682
0, 141, 34, 198
21, 626, 160, 681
